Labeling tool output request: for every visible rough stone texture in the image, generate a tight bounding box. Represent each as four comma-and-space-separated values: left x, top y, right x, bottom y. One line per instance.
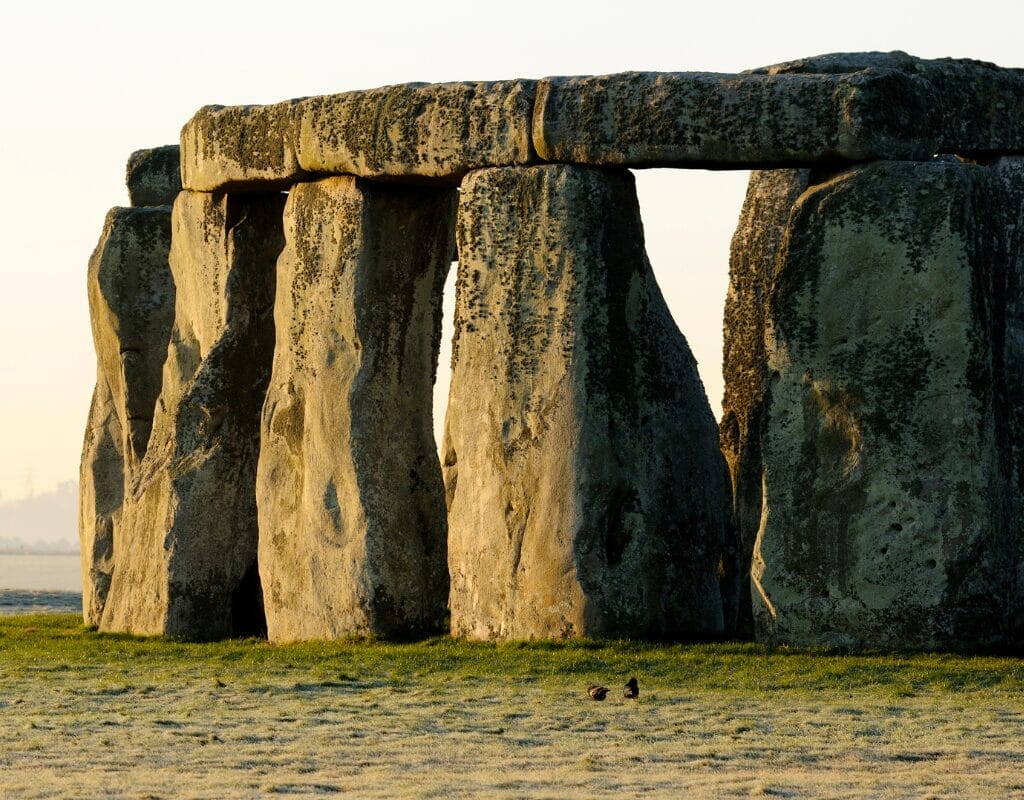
181, 82, 536, 192
295, 81, 537, 185
747, 159, 1021, 650
87, 208, 177, 470
719, 168, 811, 635
444, 164, 727, 640
100, 190, 285, 639
993, 157, 1024, 639
750, 52, 1024, 156
180, 101, 308, 192
257, 177, 455, 642
533, 70, 940, 168
126, 145, 182, 206
79, 206, 175, 626
78, 378, 122, 626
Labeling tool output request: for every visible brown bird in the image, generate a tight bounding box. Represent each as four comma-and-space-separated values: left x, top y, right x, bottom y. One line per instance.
624, 677, 639, 699
587, 684, 609, 701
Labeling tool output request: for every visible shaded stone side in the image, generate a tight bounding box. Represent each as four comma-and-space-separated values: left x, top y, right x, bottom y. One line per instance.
79, 206, 175, 625
100, 190, 285, 639
750, 52, 1024, 156
445, 164, 727, 640
533, 70, 939, 168
78, 378, 122, 626
257, 177, 455, 642
750, 160, 1018, 650
719, 168, 810, 635
87, 208, 177, 471
127, 145, 182, 207
992, 158, 1024, 640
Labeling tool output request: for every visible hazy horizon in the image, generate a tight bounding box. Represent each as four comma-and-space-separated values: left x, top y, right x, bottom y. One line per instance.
0, 481, 78, 551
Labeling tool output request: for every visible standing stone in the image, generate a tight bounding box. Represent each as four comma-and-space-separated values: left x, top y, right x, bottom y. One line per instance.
79, 205, 175, 626
100, 190, 285, 639
87, 208, 178, 470
78, 378, 122, 626
445, 164, 727, 640
257, 177, 455, 642
993, 158, 1024, 639
747, 159, 1019, 650
719, 168, 810, 635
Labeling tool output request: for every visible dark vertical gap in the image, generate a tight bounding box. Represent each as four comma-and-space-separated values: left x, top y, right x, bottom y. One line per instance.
231, 559, 267, 638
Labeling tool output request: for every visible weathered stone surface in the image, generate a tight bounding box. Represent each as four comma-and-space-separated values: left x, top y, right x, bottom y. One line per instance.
180, 101, 307, 192
79, 206, 175, 626
126, 145, 182, 206
747, 160, 1020, 650
444, 164, 727, 640
294, 80, 536, 184
993, 157, 1024, 640
100, 190, 285, 639
750, 52, 1024, 155
181, 82, 536, 191
719, 168, 810, 635
87, 208, 177, 469
78, 378, 122, 626
257, 177, 454, 642
722, 166, 851, 639
533, 70, 940, 168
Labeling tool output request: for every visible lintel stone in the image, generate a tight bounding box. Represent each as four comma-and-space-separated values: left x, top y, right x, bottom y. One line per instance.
180, 81, 537, 191
532, 69, 942, 168
750, 51, 1024, 155
294, 80, 537, 184
180, 100, 308, 192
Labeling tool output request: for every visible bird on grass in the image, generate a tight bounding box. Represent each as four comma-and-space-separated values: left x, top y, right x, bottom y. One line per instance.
624, 677, 639, 699
587, 684, 609, 701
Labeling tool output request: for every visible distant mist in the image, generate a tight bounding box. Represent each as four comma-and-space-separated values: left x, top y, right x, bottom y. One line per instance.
0, 481, 78, 554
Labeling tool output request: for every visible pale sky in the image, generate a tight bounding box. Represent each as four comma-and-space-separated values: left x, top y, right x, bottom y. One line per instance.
0, 0, 1020, 503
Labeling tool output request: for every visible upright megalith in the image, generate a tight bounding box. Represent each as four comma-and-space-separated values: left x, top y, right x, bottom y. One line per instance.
79, 380, 123, 626
444, 164, 727, 640
719, 168, 810, 635
79, 161, 177, 626
100, 189, 285, 639
87, 208, 177, 469
257, 177, 455, 642
741, 159, 1023, 650
992, 157, 1024, 639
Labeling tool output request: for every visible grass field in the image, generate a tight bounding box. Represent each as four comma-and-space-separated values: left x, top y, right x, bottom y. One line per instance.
2, 615, 1023, 798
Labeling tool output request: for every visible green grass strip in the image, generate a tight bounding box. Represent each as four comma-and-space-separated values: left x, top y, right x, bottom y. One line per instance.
2, 614, 1022, 699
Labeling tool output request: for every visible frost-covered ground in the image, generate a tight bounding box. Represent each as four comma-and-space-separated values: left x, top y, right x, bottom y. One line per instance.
1, 617, 1022, 799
